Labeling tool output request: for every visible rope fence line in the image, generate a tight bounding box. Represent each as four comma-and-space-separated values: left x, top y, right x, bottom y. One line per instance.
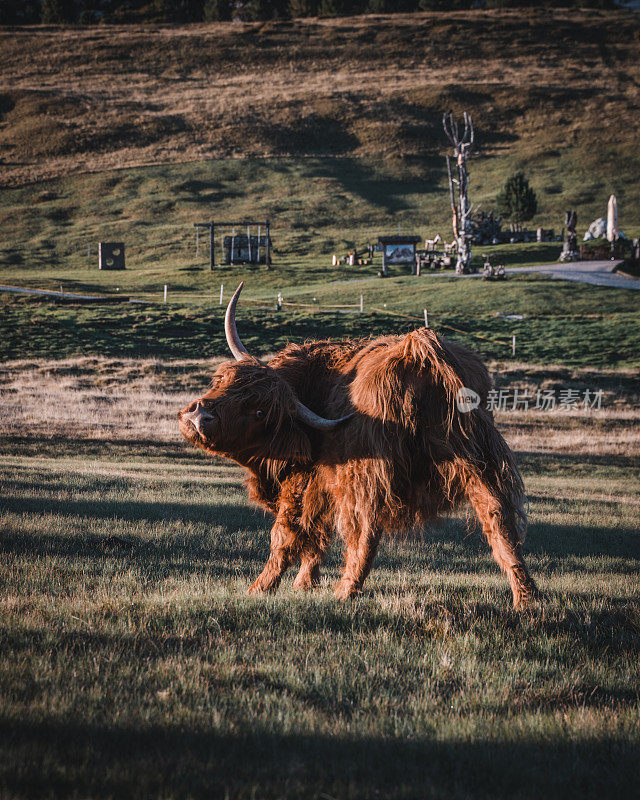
369, 306, 420, 320
130, 290, 515, 350
435, 325, 512, 348
2, 281, 519, 351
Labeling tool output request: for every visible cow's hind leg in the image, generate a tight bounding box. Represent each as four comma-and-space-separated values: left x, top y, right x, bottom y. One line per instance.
292, 550, 322, 591
466, 478, 538, 610
334, 522, 381, 600
293, 524, 333, 591
249, 518, 297, 595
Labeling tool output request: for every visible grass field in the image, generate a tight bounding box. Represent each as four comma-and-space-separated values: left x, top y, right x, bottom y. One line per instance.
1, 358, 639, 799
3, 271, 640, 369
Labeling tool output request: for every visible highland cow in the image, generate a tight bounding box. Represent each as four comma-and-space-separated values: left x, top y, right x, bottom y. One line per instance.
179, 283, 538, 609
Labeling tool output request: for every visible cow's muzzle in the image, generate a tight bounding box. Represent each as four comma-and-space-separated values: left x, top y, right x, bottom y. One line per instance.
181, 401, 215, 435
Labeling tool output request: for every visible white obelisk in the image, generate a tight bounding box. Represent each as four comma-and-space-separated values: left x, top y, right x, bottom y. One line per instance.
606, 194, 618, 242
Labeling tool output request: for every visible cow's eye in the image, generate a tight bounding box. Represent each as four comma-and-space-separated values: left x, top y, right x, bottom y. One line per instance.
255, 410, 264, 418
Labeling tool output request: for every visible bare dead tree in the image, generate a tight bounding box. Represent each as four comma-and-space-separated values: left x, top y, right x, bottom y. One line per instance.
443, 111, 474, 274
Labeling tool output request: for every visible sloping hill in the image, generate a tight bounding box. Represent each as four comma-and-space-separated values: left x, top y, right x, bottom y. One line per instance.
1, 9, 639, 186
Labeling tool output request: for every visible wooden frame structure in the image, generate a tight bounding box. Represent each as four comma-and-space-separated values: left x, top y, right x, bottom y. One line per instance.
194, 219, 271, 270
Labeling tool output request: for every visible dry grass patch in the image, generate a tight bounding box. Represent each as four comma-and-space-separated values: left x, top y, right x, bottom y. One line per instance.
2, 356, 637, 454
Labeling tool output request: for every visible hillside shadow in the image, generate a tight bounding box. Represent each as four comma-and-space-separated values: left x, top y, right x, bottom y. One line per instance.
388, 89, 520, 150
1, 716, 637, 800
172, 179, 246, 204
260, 115, 359, 156
299, 156, 446, 216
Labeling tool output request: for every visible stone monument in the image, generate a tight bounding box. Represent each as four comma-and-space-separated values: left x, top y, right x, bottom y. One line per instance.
559, 210, 578, 262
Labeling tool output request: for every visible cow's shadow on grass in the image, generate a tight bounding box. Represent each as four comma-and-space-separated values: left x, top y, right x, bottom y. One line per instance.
0, 495, 269, 580
0, 494, 259, 529
518, 450, 640, 472
1, 715, 638, 800
0, 527, 266, 580
0, 435, 200, 461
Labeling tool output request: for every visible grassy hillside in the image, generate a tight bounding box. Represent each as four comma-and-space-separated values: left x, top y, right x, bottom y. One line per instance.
1, 9, 640, 188
2, 8, 640, 302
1, 10, 639, 372
0, 155, 638, 289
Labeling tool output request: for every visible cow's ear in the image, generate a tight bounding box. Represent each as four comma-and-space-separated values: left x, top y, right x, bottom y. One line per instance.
266, 419, 312, 463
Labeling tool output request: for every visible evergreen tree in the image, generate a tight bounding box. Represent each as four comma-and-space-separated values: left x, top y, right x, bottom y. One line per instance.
495, 171, 538, 229
367, 0, 390, 11
318, 0, 343, 16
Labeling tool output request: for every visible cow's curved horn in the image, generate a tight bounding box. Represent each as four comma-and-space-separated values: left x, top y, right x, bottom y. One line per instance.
294, 400, 353, 431
226, 281, 349, 429
225, 282, 252, 361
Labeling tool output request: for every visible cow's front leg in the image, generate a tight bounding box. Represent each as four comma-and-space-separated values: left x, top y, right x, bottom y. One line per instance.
334, 523, 381, 600
249, 519, 296, 594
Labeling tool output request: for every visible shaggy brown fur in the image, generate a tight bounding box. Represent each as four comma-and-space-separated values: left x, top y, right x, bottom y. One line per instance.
179, 328, 538, 609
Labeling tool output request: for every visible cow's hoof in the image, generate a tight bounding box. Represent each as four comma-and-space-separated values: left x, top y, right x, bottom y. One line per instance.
513, 587, 542, 612
334, 583, 359, 600
293, 578, 319, 592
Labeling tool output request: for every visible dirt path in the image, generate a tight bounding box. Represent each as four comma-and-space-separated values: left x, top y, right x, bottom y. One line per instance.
504, 260, 640, 290
0, 285, 129, 302
429, 260, 640, 290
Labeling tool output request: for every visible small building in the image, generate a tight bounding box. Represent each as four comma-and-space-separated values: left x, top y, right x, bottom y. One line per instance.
223, 233, 271, 265
378, 235, 421, 276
